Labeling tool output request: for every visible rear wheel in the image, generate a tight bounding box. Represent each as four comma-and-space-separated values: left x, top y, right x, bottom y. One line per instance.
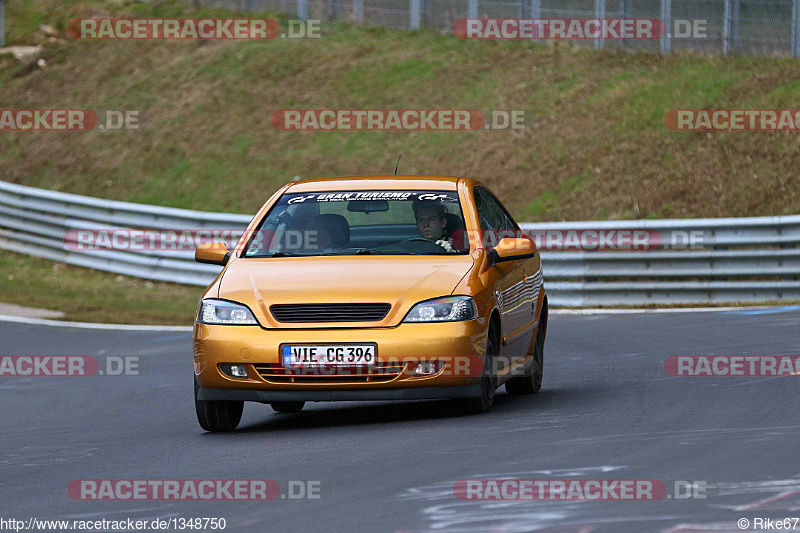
462, 324, 499, 414
194, 376, 244, 432
271, 401, 305, 413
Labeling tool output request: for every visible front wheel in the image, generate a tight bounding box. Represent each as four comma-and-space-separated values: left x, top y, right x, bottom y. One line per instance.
194, 376, 244, 432
461, 326, 499, 414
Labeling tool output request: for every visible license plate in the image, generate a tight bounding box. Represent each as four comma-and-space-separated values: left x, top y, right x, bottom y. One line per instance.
282, 344, 376, 367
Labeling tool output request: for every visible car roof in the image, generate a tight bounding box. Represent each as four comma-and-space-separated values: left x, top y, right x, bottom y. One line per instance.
286, 176, 464, 192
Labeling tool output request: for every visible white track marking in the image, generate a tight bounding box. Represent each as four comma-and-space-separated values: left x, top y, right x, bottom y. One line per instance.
0, 314, 192, 331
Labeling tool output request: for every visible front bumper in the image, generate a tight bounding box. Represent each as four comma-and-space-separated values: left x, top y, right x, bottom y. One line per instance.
193, 319, 488, 394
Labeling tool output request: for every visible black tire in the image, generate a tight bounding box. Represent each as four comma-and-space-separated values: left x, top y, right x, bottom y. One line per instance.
462, 324, 499, 414
505, 310, 545, 396
271, 401, 305, 413
194, 376, 244, 432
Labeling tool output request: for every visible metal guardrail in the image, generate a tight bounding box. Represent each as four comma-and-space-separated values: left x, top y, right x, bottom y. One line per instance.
1, 179, 798, 306
0, 180, 250, 286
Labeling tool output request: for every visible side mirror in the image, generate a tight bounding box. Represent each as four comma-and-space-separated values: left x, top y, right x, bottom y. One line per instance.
488, 237, 536, 266
195, 242, 230, 266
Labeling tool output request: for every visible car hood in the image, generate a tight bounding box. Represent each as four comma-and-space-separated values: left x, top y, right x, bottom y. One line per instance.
218, 255, 475, 328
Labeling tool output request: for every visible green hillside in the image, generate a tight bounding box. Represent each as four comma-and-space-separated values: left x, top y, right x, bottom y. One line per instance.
2, 0, 799, 222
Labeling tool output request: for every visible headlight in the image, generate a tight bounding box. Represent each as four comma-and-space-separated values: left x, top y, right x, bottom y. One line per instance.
403, 296, 477, 323
198, 299, 258, 325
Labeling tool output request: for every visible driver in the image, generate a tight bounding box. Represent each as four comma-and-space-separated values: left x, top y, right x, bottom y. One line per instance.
304, 216, 333, 251
413, 200, 457, 253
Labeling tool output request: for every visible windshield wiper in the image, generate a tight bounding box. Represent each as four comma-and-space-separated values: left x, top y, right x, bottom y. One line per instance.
354, 249, 418, 255
306, 249, 381, 256
313, 249, 419, 256
255, 249, 456, 257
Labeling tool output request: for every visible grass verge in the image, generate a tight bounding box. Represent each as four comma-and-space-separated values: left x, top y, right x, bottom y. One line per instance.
0, 251, 201, 325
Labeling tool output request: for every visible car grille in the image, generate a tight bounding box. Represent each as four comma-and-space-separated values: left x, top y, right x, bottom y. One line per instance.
253, 362, 407, 383
269, 303, 391, 323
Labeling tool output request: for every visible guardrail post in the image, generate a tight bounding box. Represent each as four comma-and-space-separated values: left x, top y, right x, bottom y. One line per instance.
353, 0, 364, 22
620, 0, 631, 48
594, 0, 606, 49
1, 0, 6, 48
468, 0, 478, 19
794, 0, 800, 57
410, 0, 421, 30
731, 0, 740, 53
660, 0, 671, 53
530, 0, 541, 40
298, 0, 308, 21
722, 0, 739, 55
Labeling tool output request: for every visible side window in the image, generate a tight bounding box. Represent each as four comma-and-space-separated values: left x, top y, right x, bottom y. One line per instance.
476, 187, 521, 248
474, 188, 501, 231
488, 193, 517, 232
500, 209, 517, 232
474, 187, 507, 248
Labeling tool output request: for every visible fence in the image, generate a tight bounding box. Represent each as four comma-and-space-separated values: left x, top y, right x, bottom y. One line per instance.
199, 0, 800, 57
1, 0, 6, 48
1, 179, 799, 306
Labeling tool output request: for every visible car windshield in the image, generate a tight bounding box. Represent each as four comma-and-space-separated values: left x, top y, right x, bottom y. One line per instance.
242, 190, 471, 257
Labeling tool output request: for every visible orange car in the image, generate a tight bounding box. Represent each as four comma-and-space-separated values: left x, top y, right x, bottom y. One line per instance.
193, 176, 548, 431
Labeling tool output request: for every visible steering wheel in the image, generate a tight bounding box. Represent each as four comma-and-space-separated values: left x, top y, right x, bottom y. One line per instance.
400, 237, 436, 243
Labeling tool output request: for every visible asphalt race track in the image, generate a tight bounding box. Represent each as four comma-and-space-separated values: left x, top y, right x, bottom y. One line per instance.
2, 308, 799, 532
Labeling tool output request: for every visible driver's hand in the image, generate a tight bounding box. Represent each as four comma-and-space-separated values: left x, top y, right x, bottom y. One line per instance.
435, 239, 456, 253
